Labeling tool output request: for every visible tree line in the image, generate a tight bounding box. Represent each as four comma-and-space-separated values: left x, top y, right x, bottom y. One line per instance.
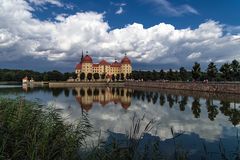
132, 59, 240, 82
0, 69, 77, 82
0, 59, 239, 82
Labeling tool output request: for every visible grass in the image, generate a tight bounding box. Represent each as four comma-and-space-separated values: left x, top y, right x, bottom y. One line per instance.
0, 97, 92, 160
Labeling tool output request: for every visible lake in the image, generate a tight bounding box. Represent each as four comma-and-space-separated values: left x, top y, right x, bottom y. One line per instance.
0, 85, 239, 159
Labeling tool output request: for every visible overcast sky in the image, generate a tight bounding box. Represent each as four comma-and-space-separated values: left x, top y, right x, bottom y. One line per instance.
0, 0, 240, 72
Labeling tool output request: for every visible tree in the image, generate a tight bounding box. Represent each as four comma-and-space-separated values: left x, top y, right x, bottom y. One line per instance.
101, 73, 106, 80
231, 59, 240, 81
43, 73, 49, 81
166, 69, 174, 81
80, 72, 85, 81
179, 67, 188, 81
207, 62, 218, 81
72, 73, 78, 79
112, 74, 115, 81
120, 73, 125, 80
152, 70, 158, 81
159, 69, 165, 80
220, 63, 231, 81
116, 74, 120, 81
47, 70, 63, 81
93, 73, 100, 81
128, 73, 132, 79
192, 62, 201, 81
87, 73, 92, 81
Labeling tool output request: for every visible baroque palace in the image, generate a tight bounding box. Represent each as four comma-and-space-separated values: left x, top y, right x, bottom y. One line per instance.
75, 52, 132, 81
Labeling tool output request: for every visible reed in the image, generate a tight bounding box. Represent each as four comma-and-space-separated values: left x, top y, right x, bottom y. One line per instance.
0, 97, 92, 160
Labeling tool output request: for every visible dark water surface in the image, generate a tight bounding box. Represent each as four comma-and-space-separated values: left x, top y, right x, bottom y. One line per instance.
0, 85, 239, 159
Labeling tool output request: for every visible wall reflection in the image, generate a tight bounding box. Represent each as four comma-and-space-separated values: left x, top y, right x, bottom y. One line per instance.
131, 89, 240, 126
74, 87, 132, 112
18, 86, 240, 126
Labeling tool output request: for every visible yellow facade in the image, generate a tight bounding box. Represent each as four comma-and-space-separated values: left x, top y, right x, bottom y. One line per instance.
75, 55, 132, 80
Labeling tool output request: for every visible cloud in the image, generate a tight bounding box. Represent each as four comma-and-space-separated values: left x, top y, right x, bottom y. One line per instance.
187, 52, 201, 60
0, 0, 240, 70
28, 0, 63, 7
115, 7, 124, 15
110, 2, 127, 7
143, 0, 199, 16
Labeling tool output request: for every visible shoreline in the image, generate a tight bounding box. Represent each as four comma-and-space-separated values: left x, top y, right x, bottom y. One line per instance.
12, 80, 240, 94
125, 81, 240, 94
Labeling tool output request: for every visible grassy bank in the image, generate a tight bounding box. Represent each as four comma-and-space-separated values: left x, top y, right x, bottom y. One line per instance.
0, 97, 92, 160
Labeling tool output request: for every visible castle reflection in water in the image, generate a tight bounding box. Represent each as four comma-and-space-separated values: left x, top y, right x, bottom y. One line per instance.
74, 87, 132, 112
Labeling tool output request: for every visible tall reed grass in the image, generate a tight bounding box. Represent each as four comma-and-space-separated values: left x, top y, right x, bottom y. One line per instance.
0, 97, 92, 160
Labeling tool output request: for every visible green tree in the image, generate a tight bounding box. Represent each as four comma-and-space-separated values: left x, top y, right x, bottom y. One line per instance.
159, 69, 165, 80
179, 67, 188, 81
80, 72, 85, 81
166, 69, 174, 81
112, 74, 115, 81
145, 71, 152, 81
192, 62, 201, 81
120, 73, 125, 80
93, 73, 100, 81
219, 63, 231, 81
152, 70, 158, 81
43, 73, 49, 81
207, 62, 218, 81
116, 74, 120, 81
231, 59, 240, 81
87, 73, 92, 81
47, 70, 63, 81
72, 72, 77, 79
101, 73, 106, 80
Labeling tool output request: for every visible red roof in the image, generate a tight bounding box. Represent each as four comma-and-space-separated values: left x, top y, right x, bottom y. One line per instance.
75, 63, 82, 69
82, 55, 93, 63
22, 76, 28, 80
93, 64, 99, 67
111, 61, 121, 67
99, 59, 110, 65
121, 56, 131, 64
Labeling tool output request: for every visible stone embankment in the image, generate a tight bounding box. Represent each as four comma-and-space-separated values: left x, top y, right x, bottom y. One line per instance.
48, 82, 125, 88
125, 81, 240, 94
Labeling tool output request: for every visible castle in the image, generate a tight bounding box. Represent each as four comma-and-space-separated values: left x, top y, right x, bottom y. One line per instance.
75, 52, 132, 81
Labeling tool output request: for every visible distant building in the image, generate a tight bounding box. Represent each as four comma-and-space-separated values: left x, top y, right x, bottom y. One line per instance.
75, 52, 132, 81
22, 76, 29, 84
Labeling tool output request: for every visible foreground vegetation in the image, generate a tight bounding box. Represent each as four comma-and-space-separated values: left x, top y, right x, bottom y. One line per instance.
0, 97, 91, 160
0, 59, 240, 82
0, 97, 239, 160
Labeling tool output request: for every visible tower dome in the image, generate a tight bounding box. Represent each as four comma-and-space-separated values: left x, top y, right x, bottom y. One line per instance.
121, 56, 131, 64
82, 55, 93, 63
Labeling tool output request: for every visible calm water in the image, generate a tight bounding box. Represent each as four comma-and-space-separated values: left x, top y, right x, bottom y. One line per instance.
0, 85, 240, 159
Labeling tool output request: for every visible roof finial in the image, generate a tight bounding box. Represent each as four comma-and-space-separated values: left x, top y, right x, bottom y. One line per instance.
81, 50, 84, 62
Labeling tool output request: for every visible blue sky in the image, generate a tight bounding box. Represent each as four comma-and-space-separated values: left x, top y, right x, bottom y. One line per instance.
0, 0, 240, 71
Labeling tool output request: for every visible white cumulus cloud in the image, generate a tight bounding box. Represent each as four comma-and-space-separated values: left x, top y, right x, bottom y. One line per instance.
0, 0, 240, 69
